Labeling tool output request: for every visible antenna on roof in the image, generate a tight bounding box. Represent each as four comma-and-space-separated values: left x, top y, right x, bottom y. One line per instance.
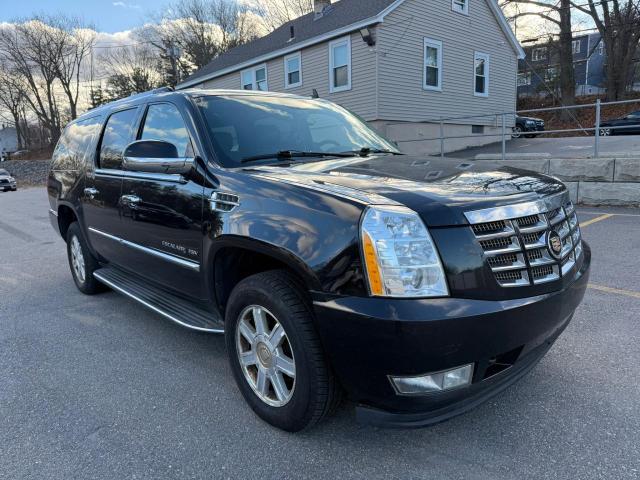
312, 89, 320, 99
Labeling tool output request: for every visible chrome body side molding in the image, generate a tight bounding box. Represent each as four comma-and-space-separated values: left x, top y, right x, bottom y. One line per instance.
94, 168, 187, 184
88, 227, 200, 271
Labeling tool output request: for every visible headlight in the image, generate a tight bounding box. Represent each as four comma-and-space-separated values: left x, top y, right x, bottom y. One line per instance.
360, 205, 449, 297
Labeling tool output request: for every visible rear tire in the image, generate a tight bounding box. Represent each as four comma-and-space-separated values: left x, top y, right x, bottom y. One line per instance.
225, 270, 342, 432
66, 222, 105, 295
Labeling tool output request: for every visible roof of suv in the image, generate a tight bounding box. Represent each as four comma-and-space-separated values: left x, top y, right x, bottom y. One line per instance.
77, 88, 312, 123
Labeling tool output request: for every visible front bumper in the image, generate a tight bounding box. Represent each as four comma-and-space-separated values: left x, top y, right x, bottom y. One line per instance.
313, 242, 591, 427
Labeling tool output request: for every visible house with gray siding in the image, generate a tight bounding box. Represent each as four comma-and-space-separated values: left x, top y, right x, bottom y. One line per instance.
179, 0, 524, 154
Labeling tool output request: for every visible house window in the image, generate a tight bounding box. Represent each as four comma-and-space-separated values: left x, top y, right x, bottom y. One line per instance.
240, 65, 268, 91
284, 52, 302, 89
329, 36, 351, 93
472, 125, 484, 134
452, 0, 469, 15
474, 52, 489, 97
532, 47, 547, 61
572, 40, 581, 54
517, 72, 532, 86
423, 38, 443, 91
545, 67, 558, 82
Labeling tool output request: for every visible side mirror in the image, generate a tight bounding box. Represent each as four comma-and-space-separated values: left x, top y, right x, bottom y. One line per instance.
123, 140, 194, 175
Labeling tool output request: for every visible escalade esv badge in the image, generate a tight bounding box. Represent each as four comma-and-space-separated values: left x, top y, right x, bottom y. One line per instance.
547, 230, 563, 259
47, 87, 591, 432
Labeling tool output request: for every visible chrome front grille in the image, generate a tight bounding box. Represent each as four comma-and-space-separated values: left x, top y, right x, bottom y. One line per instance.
465, 194, 583, 288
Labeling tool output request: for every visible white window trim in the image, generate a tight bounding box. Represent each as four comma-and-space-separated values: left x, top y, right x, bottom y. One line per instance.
572, 40, 581, 54
452, 0, 469, 15
473, 52, 489, 97
532, 47, 547, 61
284, 52, 302, 89
240, 64, 268, 91
329, 36, 352, 93
423, 38, 443, 92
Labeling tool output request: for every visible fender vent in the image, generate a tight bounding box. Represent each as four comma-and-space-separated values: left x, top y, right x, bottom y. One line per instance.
211, 192, 240, 213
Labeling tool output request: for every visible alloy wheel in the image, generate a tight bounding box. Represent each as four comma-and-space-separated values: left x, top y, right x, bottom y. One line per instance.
70, 235, 86, 283
236, 305, 296, 407
600, 128, 611, 136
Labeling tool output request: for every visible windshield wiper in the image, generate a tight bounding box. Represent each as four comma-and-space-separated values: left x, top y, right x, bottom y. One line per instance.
342, 147, 404, 157
240, 150, 354, 164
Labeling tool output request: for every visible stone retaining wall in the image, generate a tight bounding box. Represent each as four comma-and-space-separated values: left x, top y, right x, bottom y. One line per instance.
474, 155, 640, 207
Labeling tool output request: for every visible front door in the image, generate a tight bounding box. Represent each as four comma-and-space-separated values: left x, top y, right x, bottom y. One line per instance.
83, 107, 141, 263
118, 102, 206, 299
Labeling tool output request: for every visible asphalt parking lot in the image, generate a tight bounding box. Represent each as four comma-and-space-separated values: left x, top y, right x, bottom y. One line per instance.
1, 188, 639, 480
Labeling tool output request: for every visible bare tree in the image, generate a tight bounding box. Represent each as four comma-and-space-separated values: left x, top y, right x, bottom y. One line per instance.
249, 0, 313, 31
138, 0, 259, 84
0, 66, 28, 149
51, 16, 96, 120
99, 44, 164, 100
0, 20, 63, 143
571, 0, 640, 100
503, 0, 575, 106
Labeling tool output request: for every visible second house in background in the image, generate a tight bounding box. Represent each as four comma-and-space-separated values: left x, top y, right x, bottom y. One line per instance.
179, 0, 524, 155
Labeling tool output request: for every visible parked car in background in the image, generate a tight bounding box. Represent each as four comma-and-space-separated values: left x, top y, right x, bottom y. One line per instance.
512, 115, 545, 138
48, 88, 590, 432
598, 111, 640, 136
0, 168, 17, 191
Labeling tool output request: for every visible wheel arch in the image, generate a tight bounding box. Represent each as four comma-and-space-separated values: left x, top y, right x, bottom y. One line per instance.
210, 236, 322, 315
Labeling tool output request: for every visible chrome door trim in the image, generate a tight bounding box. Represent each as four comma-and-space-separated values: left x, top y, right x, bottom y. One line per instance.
464, 191, 569, 224
48, 208, 58, 217
94, 168, 187, 184
88, 227, 200, 272
122, 156, 194, 175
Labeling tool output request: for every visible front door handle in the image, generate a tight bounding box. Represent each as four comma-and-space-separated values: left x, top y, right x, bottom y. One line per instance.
121, 194, 142, 204
84, 187, 98, 199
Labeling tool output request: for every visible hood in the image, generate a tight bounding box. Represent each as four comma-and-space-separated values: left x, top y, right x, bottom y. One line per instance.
246, 155, 566, 226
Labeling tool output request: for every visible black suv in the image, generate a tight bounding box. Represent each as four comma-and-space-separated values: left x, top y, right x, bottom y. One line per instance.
48, 88, 590, 431
513, 115, 545, 138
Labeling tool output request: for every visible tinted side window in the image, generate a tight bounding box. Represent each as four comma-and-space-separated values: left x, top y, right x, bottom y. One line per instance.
99, 109, 138, 169
140, 103, 191, 157
52, 116, 102, 171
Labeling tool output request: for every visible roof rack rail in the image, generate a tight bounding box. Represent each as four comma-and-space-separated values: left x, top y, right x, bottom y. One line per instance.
126, 86, 174, 100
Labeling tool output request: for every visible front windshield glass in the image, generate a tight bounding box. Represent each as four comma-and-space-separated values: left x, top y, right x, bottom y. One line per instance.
0, 169, 8, 176
195, 94, 399, 167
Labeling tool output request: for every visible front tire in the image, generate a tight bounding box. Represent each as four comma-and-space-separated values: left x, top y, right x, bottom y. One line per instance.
66, 222, 105, 295
225, 270, 342, 432
512, 126, 523, 138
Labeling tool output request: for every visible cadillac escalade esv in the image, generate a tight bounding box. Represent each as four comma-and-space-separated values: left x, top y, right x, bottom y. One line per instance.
48, 88, 590, 431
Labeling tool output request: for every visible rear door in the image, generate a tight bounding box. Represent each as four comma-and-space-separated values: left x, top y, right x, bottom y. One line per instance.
118, 102, 206, 298
83, 107, 141, 263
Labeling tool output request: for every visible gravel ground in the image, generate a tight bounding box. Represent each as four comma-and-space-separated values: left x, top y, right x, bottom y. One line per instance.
1, 188, 640, 480
0, 159, 51, 186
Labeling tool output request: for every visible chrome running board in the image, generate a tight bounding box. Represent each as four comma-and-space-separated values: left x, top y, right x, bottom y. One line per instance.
93, 266, 224, 333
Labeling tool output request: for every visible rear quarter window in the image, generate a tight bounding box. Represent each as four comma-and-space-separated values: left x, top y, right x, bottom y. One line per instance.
52, 116, 103, 171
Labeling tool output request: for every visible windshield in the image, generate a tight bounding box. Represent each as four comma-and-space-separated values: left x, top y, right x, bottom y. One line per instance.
0, 169, 8, 176
195, 94, 399, 167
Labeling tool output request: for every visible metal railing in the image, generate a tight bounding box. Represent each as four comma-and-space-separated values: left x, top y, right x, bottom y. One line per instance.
396, 97, 640, 160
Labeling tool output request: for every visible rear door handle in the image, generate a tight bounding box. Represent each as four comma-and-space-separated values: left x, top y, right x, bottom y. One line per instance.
121, 194, 142, 204
84, 187, 98, 199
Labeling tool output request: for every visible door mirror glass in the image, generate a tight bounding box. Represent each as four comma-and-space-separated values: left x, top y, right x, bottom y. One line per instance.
123, 140, 194, 175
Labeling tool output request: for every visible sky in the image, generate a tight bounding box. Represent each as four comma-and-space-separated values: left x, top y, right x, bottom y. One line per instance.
0, 0, 160, 33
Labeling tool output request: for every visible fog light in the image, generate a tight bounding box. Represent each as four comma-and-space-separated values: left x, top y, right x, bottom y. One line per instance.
390, 364, 473, 395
